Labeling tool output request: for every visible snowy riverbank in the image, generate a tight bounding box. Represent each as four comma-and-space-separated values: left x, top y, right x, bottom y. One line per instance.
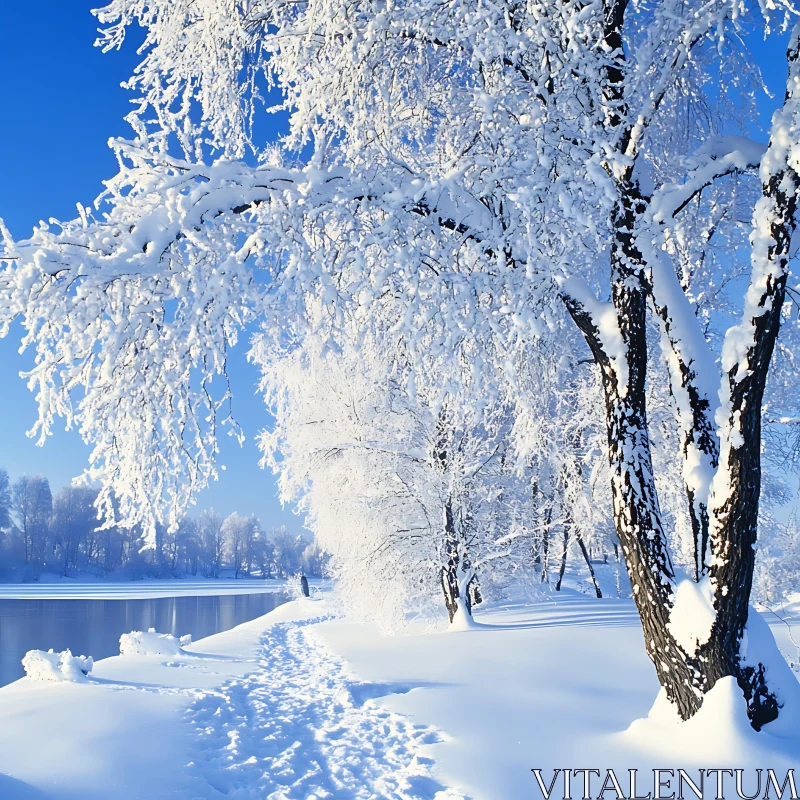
0, 591, 798, 799
0, 577, 309, 600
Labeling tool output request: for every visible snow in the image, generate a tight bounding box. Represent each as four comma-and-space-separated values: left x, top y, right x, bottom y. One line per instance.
317, 594, 800, 798
666, 576, 716, 654
624, 677, 764, 765
21, 650, 93, 683
0, 591, 798, 799
557, 276, 630, 394
700, 134, 768, 165
0, 600, 322, 800
644, 241, 719, 417
447, 598, 481, 632
741, 604, 800, 738
119, 628, 187, 656
647, 136, 765, 226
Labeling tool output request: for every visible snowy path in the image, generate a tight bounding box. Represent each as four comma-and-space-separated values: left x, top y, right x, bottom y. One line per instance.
2, 593, 798, 800
187, 617, 467, 800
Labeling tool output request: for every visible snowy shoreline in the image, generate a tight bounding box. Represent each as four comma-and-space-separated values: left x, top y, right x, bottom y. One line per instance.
0, 591, 798, 799
0, 577, 308, 600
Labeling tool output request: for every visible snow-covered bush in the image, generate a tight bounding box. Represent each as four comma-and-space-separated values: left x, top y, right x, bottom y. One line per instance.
22, 649, 93, 682
285, 573, 307, 601
119, 628, 187, 656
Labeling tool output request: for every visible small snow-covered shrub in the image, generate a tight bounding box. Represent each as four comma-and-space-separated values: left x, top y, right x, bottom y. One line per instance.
119, 628, 186, 656
285, 573, 302, 598
22, 649, 93, 682
285, 573, 311, 600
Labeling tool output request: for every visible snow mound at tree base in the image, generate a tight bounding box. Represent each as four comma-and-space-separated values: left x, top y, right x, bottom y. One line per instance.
624, 678, 763, 764
741, 605, 800, 739
622, 676, 798, 770
448, 599, 481, 632
119, 628, 191, 656
22, 649, 93, 682
623, 610, 800, 766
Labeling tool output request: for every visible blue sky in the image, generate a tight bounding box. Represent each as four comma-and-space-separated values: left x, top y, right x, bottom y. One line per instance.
0, 2, 304, 532
0, 4, 793, 531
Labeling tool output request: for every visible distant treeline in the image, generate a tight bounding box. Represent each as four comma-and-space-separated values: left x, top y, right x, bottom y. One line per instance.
0, 469, 325, 581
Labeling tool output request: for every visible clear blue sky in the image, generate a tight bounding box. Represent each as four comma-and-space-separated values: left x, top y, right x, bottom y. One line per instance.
0, 5, 791, 530
0, 2, 305, 532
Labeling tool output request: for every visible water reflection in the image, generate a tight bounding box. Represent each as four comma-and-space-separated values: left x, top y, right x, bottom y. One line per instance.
0, 592, 287, 687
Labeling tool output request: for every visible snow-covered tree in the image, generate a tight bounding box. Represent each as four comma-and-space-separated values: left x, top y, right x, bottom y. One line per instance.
12, 475, 53, 566
197, 509, 225, 578
3, 0, 800, 728
222, 512, 254, 578
300, 539, 328, 579
270, 527, 305, 578
51, 485, 100, 576
0, 469, 10, 532
255, 321, 533, 628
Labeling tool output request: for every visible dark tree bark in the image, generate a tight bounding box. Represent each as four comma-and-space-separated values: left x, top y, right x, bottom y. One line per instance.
559, 11, 800, 730
435, 411, 480, 624
540, 505, 552, 583
566, 248, 698, 718
560, 0, 705, 717
468, 576, 483, 608
698, 31, 800, 728
576, 532, 602, 598
440, 498, 480, 623
555, 524, 570, 592
441, 499, 463, 622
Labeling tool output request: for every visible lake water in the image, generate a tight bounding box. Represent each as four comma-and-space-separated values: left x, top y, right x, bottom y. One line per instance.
0, 592, 288, 687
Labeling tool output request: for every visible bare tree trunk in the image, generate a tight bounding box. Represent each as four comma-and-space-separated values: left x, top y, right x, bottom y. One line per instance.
468, 576, 482, 608
555, 524, 569, 592
441, 500, 461, 622
566, 186, 699, 720
555, 1, 800, 730
576, 532, 602, 598
440, 499, 479, 623
435, 410, 479, 624
697, 28, 800, 729
540, 506, 552, 583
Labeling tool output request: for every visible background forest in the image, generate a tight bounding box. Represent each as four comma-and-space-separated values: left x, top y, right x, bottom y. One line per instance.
0, 467, 323, 581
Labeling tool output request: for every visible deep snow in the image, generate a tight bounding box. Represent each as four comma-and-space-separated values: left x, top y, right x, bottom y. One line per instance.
0, 589, 798, 799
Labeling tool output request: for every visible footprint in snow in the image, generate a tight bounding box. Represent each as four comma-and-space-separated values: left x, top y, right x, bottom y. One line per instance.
184, 618, 468, 799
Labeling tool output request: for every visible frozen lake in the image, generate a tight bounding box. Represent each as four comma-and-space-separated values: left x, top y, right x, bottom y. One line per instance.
0, 591, 288, 686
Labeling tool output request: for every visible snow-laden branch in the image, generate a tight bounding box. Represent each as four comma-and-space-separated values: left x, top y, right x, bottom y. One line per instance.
633, 134, 767, 577
621, 1, 730, 161
0, 141, 512, 539
712, 22, 800, 498
648, 136, 766, 225
557, 276, 630, 396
